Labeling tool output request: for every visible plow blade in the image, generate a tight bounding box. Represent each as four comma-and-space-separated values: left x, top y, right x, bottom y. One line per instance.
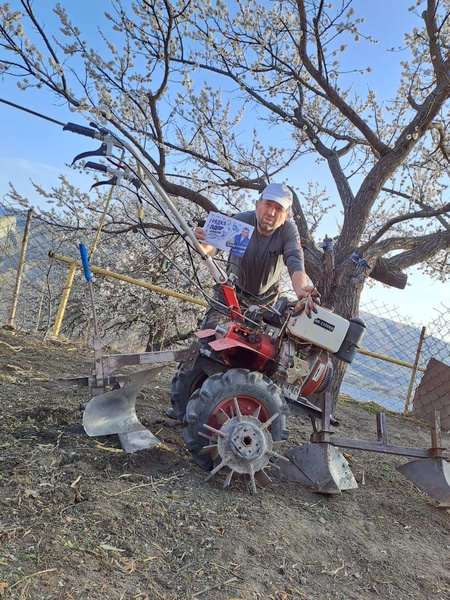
280, 442, 358, 494
83, 367, 164, 453
397, 458, 450, 508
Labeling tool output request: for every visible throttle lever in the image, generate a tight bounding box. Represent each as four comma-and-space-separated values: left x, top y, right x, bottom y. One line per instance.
84, 161, 141, 190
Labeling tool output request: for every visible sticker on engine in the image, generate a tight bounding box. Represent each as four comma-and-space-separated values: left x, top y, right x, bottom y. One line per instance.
312, 362, 326, 382
314, 318, 335, 332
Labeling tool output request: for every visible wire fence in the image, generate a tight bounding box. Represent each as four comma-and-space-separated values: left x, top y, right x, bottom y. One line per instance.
1, 200, 449, 423
341, 300, 450, 420
0, 206, 77, 334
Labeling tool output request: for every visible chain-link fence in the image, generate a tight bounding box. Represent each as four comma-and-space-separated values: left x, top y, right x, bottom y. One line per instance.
0, 199, 205, 349
1, 199, 449, 419
0, 205, 78, 334
342, 300, 450, 418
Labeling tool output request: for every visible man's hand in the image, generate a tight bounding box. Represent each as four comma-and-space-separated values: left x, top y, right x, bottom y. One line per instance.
193, 226, 217, 256
194, 226, 207, 241
293, 286, 321, 318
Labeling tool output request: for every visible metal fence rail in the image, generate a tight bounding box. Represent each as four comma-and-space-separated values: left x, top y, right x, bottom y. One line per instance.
1, 199, 449, 417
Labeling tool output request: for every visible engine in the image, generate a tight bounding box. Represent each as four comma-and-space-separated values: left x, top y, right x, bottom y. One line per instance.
204, 299, 366, 400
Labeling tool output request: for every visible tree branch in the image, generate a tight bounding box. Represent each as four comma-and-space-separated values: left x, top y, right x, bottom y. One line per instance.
295, 0, 390, 157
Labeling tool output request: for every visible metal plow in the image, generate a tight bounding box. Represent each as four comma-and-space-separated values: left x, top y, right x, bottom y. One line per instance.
279, 392, 450, 506
73, 243, 189, 453
82, 366, 164, 453
397, 458, 450, 508
281, 442, 357, 494
396, 411, 450, 508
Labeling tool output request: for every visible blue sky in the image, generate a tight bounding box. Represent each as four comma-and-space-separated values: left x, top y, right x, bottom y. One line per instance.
0, 1, 449, 329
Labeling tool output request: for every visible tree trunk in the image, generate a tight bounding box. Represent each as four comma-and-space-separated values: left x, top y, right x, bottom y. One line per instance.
316, 257, 365, 412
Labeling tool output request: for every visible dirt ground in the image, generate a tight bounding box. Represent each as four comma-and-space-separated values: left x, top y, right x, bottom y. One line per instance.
0, 327, 449, 600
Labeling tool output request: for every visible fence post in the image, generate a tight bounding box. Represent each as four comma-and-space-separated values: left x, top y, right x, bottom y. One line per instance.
52, 261, 78, 338
404, 325, 426, 414
7, 208, 33, 329
33, 274, 49, 333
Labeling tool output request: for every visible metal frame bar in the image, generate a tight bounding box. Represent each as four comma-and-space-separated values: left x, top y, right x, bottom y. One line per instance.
311, 392, 450, 460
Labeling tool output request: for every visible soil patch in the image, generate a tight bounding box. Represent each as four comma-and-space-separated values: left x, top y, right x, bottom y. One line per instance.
0, 328, 449, 599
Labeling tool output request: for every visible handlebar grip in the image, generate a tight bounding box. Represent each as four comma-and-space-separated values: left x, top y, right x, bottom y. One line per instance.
63, 122, 98, 138
79, 243, 92, 283
84, 161, 108, 173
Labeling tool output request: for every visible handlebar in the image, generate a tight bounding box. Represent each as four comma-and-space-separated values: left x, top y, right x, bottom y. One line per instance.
63, 122, 100, 139
63, 120, 228, 285
79, 243, 92, 283
84, 161, 108, 173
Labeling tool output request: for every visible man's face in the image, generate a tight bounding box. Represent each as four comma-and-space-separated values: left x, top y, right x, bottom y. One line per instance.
255, 199, 289, 235
242, 228, 249, 237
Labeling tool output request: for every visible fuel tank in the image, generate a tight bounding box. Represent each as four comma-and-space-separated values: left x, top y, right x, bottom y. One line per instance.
287, 306, 349, 352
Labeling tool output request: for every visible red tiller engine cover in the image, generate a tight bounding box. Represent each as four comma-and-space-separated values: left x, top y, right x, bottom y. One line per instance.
208, 321, 277, 372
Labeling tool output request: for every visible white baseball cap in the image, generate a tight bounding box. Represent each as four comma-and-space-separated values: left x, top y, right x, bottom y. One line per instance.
260, 183, 293, 210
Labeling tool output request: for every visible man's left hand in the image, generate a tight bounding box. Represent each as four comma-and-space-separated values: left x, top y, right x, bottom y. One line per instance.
293, 286, 321, 318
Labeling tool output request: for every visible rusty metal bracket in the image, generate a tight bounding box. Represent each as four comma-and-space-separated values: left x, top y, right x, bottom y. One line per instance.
319, 394, 450, 461
66, 348, 189, 393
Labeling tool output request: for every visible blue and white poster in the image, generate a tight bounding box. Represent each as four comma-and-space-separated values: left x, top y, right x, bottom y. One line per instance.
203, 212, 254, 257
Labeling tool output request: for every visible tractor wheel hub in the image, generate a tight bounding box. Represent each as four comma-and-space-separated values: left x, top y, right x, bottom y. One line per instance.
201, 397, 288, 493
217, 415, 270, 470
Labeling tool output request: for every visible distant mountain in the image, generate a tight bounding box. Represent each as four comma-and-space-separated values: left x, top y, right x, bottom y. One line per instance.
0, 205, 28, 218
342, 310, 449, 412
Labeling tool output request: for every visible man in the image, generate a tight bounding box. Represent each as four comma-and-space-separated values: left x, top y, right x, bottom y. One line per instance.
195, 182, 317, 325
226, 226, 251, 257
167, 182, 317, 420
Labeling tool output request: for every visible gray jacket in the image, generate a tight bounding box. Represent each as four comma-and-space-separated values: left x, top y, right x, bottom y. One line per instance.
225, 211, 305, 304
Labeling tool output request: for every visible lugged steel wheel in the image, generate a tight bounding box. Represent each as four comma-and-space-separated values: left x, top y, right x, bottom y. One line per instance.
183, 369, 289, 490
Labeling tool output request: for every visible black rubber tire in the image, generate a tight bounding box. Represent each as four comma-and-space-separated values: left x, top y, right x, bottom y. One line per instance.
170, 359, 211, 420
183, 368, 289, 471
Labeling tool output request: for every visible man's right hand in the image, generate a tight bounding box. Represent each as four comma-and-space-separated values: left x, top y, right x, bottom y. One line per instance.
194, 226, 207, 241
193, 226, 217, 256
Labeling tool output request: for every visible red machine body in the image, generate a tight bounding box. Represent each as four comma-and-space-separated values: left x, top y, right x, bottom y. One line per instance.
191, 283, 357, 399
